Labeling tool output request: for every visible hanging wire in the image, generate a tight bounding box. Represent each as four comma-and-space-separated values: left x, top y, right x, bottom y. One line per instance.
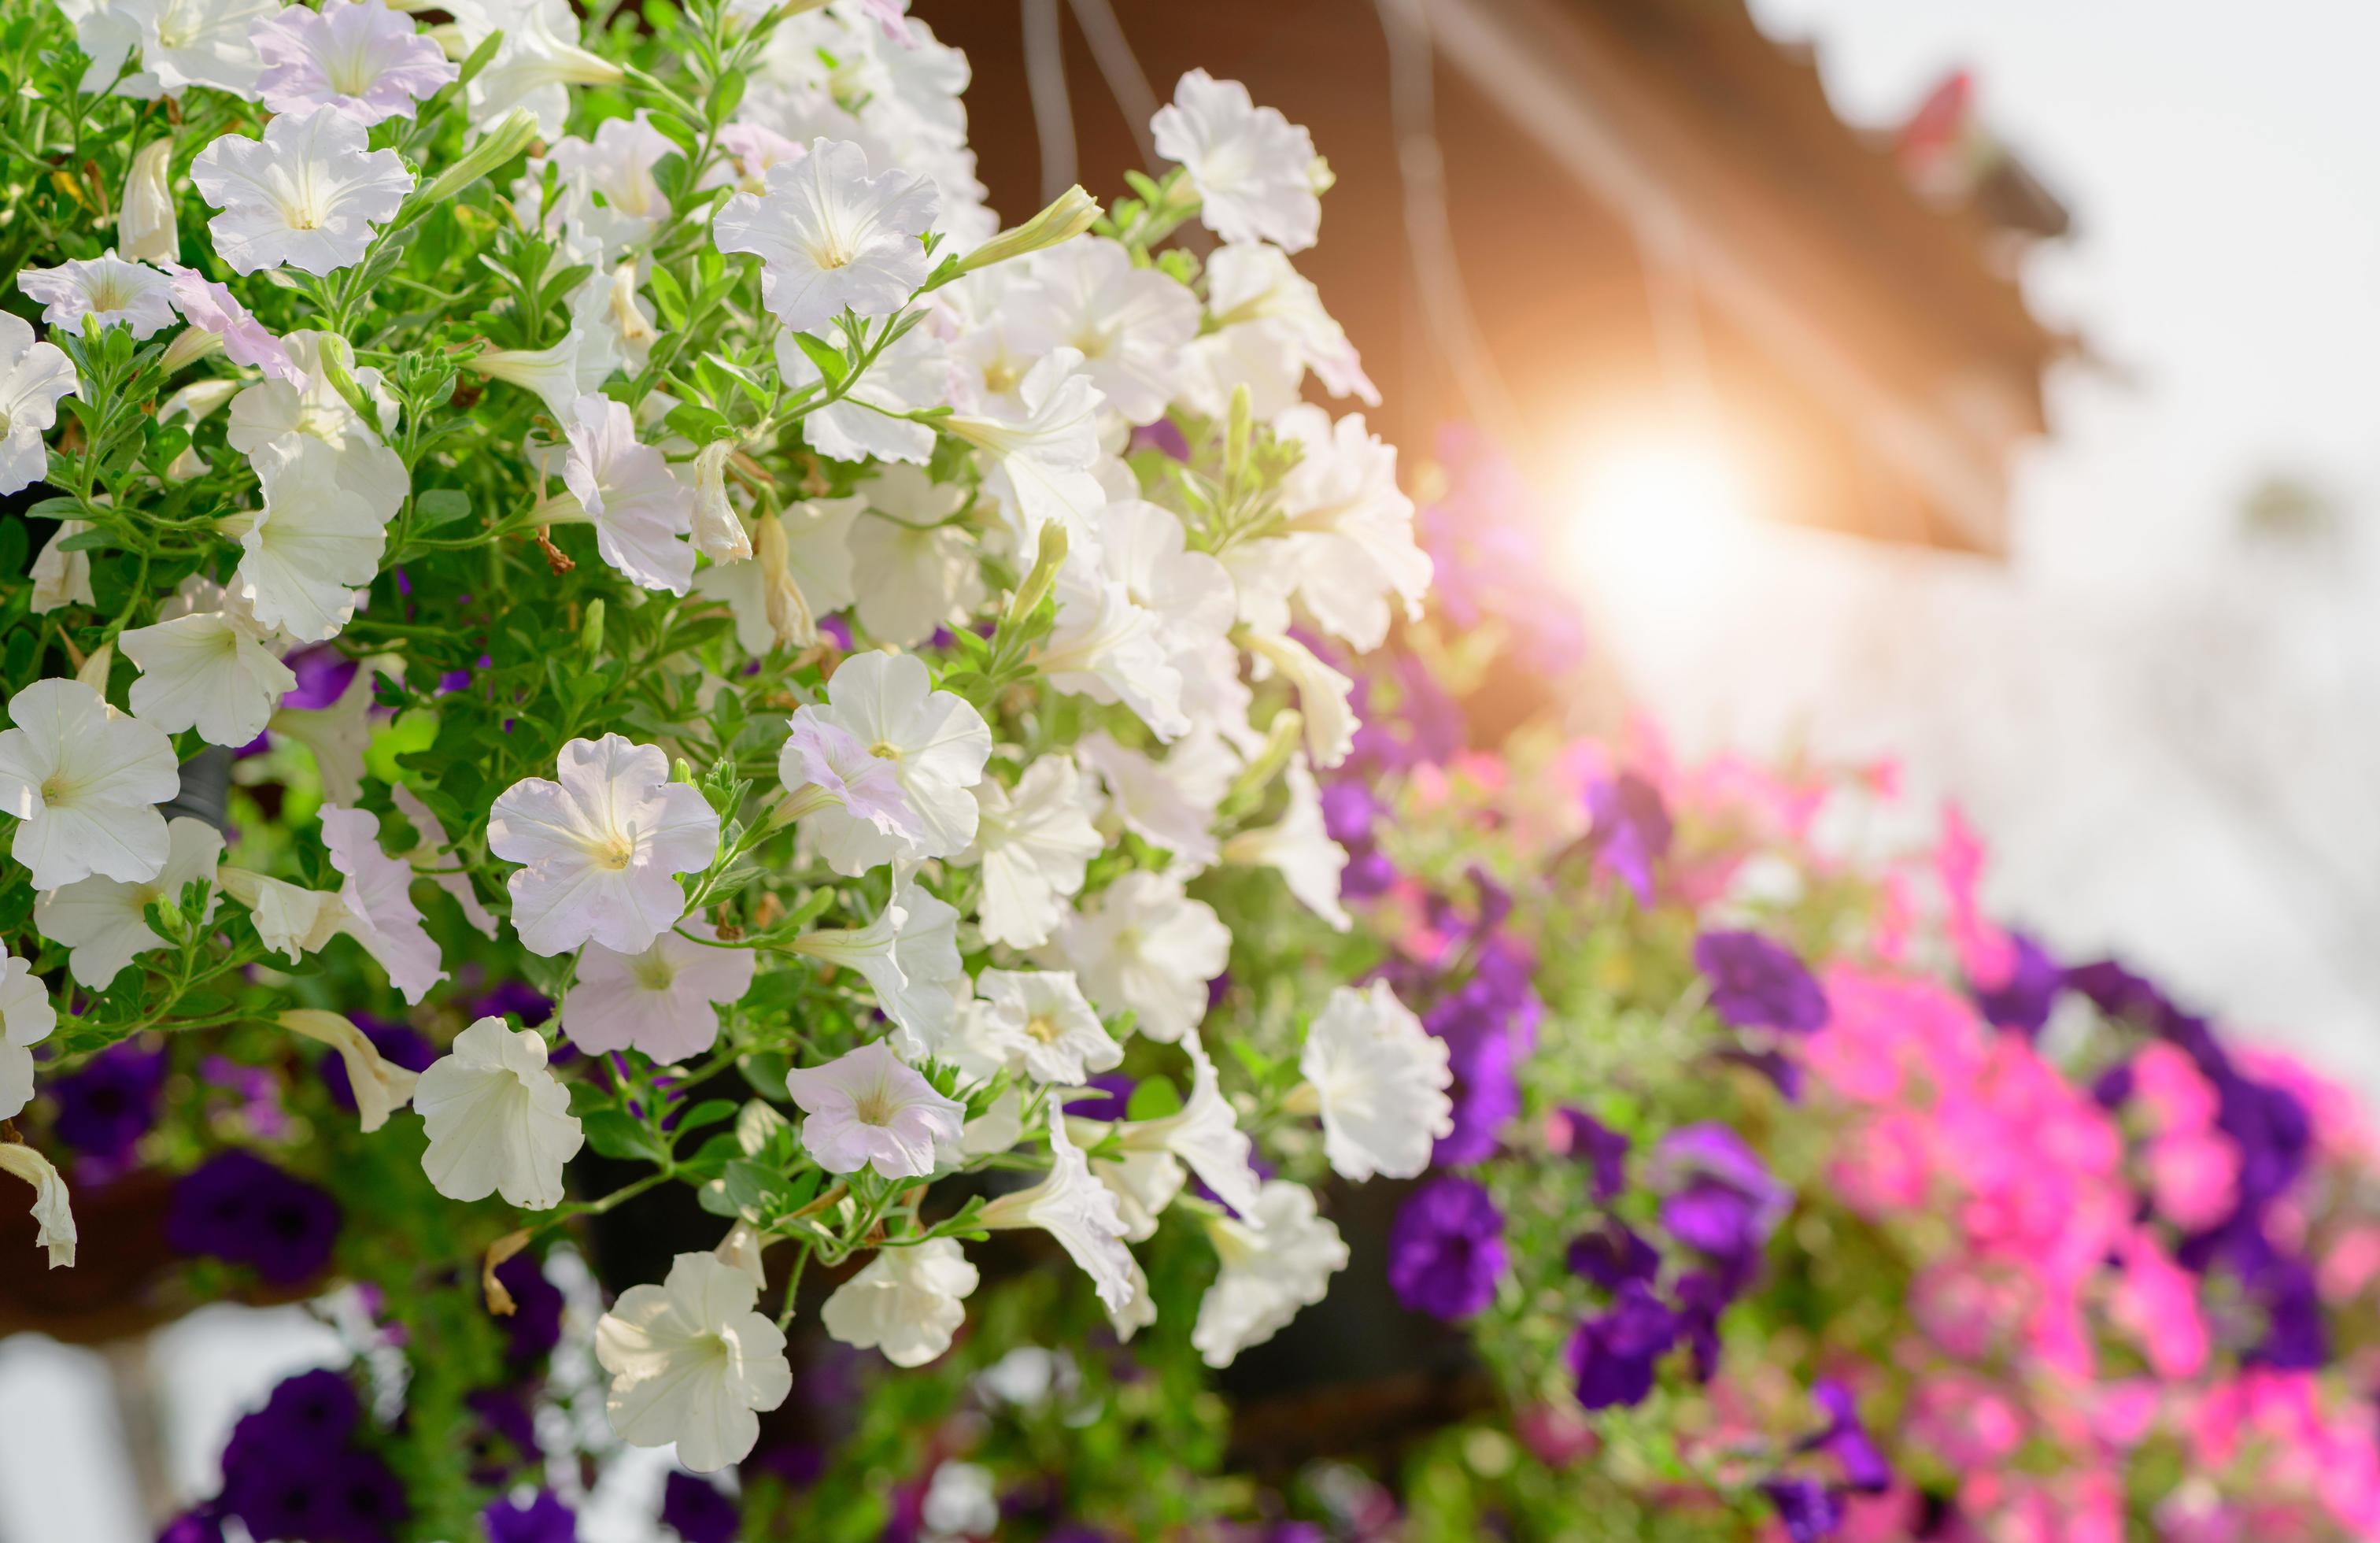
1373, 0, 1524, 435
1066, 0, 1162, 170
1022, 0, 1078, 203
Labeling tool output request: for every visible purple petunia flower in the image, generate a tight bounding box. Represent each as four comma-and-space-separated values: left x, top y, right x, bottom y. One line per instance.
1694, 930, 1829, 1034
1969, 930, 2061, 1038
1565, 1219, 1658, 1292
660, 1471, 741, 1543
1128, 418, 1191, 461
217, 1371, 404, 1543
222, 1369, 360, 1469
1653, 1125, 1788, 1272
49, 1041, 168, 1159
484, 1490, 577, 1543
1584, 772, 1671, 905
167, 1150, 342, 1285
279, 646, 360, 710
465, 979, 554, 1027
157, 1510, 226, 1543
1565, 1281, 1679, 1411
1550, 1108, 1629, 1201
1805, 1379, 1890, 1493
1319, 781, 1378, 847
493, 1250, 565, 1363
1760, 1476, 1844, 1542
322, 1019, 436, 1116
1388, 1176, 1509, 1320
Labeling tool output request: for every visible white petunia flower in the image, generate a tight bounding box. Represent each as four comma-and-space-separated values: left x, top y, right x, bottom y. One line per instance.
557, 394, 697, 594
1112, 1029, 1263, 1222
1011, 237, 1198, 426
1076, 729, 1234, 873
693, 497, 859, 650
942, 347, 1107, 553
848, 464, 982, 647
227, 435, 386, 642
34, 815, 222, 989
453, 0, 624, 136
279, 1008, 419, 1133
821, 1237, 978, 1367
1035, 561, 1188, 741
1053, 870, 1230, 1045
1192, 1180, 1347, 1367
971, 969, 1118, 1086
1180, 242, 1377, 417
0, 1143, 75, 1270
119, 581, 298, 748
218, 868, 345, 960
713, 138, 938, 334
0, 947, 58, 1123
958, 753, 1099, 951
525, 112, 678, 261
789, 884, 952, 1063
1151, 70, 1321, 253
257, 0, 458, 124
488, 734, 722, 956
978, 1107, 1136, 1313
320, 803, 447, 1004
775, 710, 922, 844
1244, 629, 1358, 770
415, 1016, 585, 1208
17, 252, 176, 339
28, 525, 95, 613
227, 331, 407, 519
111, 0, 280, 98
0, 678, 177, 890
786, 1039, 963, 1179
1297, 980, 1451, 1182
192, 107, 414, 276
1100, 499, 1238, 667
118, 139, 179, 264
562, 920, 756, 1064
390, 784, 499, 938
596, 1251, 792, 1473
1220, 754, 1349, 931
0, 313, 79, 498
1088, 1146, 1184, 1244
796, 650, 990, 873
1271, 405, 1429, 651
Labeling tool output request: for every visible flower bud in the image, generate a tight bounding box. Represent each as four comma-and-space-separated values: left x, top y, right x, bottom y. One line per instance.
956, 185, 1101, 276
688, 439, 752, 563
118, 139, 178, 265
158, 324, 224, 375
1006, 520, 1068, 626
417, 109, 541, 207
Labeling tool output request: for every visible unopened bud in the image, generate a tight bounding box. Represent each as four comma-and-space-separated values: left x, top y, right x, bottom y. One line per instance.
159, 324, 224, 375
957, 185, 1101, 276
119, 139, 178, 265
1006, 520, 1069, 625
417, 109, 541, 207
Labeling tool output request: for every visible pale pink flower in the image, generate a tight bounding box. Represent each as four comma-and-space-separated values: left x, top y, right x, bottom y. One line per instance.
257, 0, 459, 125
18, 253, 176, 339
558, 393, 696, 594
488, 734, 721, 956
320, 803, 447, 1004
2110, 1230, 2209, 1380
786, 1040, 963, 1180
163, 265, 302, 384
775, 710, 920, 842
562, 919, 756, 1063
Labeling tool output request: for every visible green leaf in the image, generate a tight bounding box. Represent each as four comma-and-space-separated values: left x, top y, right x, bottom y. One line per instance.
1125, 1075, 1182, 1122
673, 1099, 739, 1140
55, 526, 116, 553
412, 488, 471, 531
788, 329, 848, 388
582, 1108, 668, 1164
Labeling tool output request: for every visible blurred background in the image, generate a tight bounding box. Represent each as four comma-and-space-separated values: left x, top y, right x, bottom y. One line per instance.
8, 1, 2378, 1536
